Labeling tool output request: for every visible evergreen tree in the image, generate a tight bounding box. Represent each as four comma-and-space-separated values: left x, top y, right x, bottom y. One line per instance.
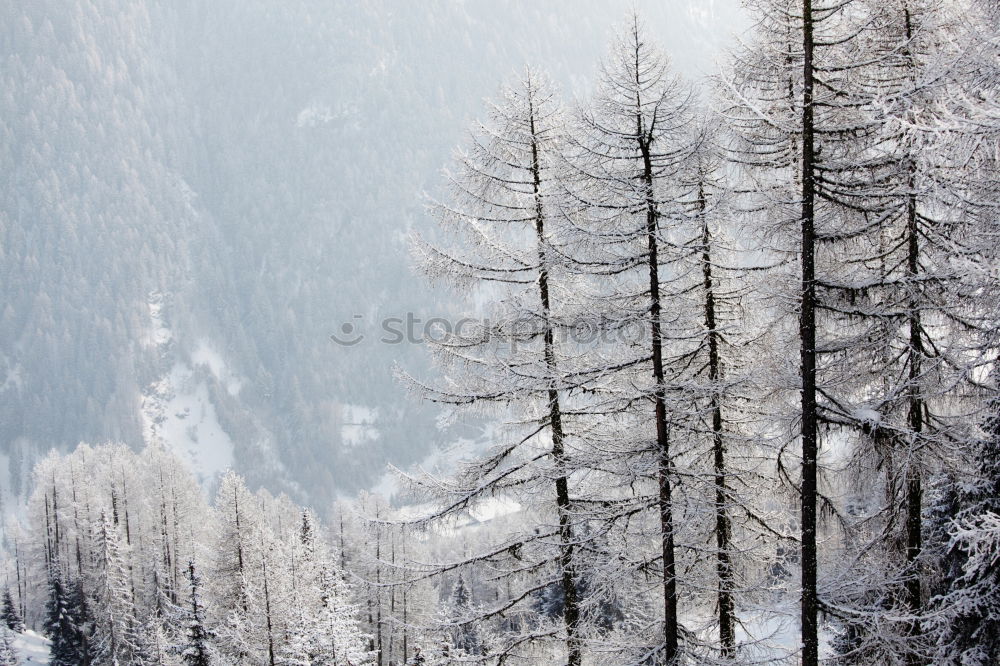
179, 561, 212, 666
445, 574, 481, 657
567, 15, 696, 660
928, 369, 1000, 665
717, 0, 917, 660
0, 628, 16, 666
45, 573, 90, 666
91, 511, 149, 665
209, 471, 259, 662
317, 565, 374, 665
0, 589, 23, 633
776, 1, 998, 660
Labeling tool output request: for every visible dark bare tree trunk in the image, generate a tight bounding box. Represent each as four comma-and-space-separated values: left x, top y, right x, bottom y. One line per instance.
640, 128, 679, 663
72, 468, 84, 577
375, 510, 383, 666
14, 536, 26, 627
800, 2, 819, 664
44, 492, 53, 573
698, 188, 735, 659
233, 483, 247, 612
51, 479, 61, 565
528, 88, 581, 666
158, 471, 174, 603
901, 10, 925, 661
171, 485, 181, 599
401, 532, 409, 666
905, 181, 924, 666
262, 554, 276, 666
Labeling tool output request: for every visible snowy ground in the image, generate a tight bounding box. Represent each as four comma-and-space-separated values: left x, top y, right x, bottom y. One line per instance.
12, 630, 51, 664
141, 295, 237, 484
339, 403, 380, 448
141, 359, 236, 482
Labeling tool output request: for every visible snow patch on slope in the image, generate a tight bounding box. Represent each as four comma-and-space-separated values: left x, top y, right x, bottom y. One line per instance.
191, 340, 243, 396
12, 629, 51, 664
141, 362, 236, 485
370, 423, 512, 517
145, 294, 172, 347
340, 404, 379, 448
141, 295, 235, 484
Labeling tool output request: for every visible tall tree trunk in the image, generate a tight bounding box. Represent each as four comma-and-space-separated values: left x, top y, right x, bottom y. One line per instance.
901, 9, 924, 661
401, 533, 409, 665
51, 479, 61, 566
799, 1, 820, 663
72, 468, 84, 577
339, 513, 346, 570
44, 492, 53, 573
262, 554, 276, 666
626, 30, 680, 658
905, 178, 924, 665
640, 129, 679, 663
158, 471, 174, 603
389, 533, 397, 664
233, 483, 248, 612
121, 469, 137, 606
171, 484, 181, 599
527, 89, 581, 666
14, 537, 25, 627
375, 513, 383, 666
699, 188, 735, 658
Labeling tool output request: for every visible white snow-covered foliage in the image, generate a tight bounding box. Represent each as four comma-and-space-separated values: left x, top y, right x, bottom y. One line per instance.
389, 1, 999, 664
1, 444, 374, 665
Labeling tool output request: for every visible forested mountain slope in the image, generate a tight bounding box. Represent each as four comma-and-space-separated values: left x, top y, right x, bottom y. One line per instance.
0, 0, 745, 509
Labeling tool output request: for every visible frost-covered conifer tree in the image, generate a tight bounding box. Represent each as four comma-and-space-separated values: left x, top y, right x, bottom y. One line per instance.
0, 589, 22, 633
717, 0, 887, 661
178, 561, 212, 666
209, 471, 258, 661
91, 510, 149, 664
317, 564, 374, 665
565, 16, 697, 661
45, 572, 90, 666
928, 361, 1000, 664
721, 1, 997, 662
762, 1, 999, 660
278, 509, 374, 665
445, 573, 481, 658
403, 68, 593, 663
0, 628, 16, 666
666, 118, 782, 660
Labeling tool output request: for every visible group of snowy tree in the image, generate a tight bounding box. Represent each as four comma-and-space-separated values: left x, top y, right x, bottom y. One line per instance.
395, 1, 1000, 664
0, 444, 374, 665
1, 2, 997, 665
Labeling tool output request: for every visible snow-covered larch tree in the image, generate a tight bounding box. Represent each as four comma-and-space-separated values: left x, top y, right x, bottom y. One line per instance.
563, 15, 699, 662
402, 67, 596, 663
717, 0, 897, 661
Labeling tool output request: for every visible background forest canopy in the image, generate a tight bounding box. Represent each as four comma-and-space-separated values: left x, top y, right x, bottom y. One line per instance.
2, 0, 1000, 665
0, 0, 746, 515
